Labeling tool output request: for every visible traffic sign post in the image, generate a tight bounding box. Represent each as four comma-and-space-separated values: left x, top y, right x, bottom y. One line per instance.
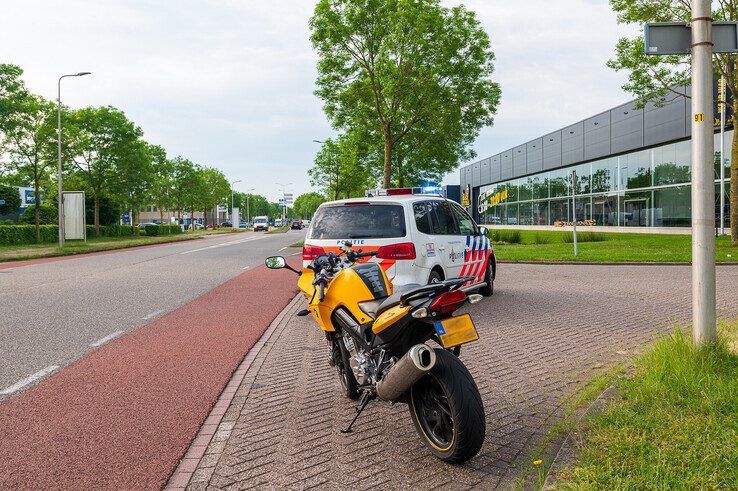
645, 1, 727, 346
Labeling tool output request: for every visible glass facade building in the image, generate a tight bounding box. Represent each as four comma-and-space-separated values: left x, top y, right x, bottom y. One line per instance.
477, 133, 731, 229
460, 90, 733, 230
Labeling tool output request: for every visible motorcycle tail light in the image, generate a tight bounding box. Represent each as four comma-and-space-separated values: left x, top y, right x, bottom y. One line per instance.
302, 245, 326, 261
429, 290, 466, 315
377, 242, 416, 260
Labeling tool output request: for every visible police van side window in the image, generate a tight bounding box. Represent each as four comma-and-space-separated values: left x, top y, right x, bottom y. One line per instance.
451, 203, 477, 235
413, 202, 432, 234
429, 201, 458, 235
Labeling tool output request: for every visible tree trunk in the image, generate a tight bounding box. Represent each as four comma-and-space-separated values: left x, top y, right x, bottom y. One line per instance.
160, 207, 164, 224
94, 194, 100, 237
382, 127, 393, 188
34, 180, 40, 242
720, 103, 738, 246
397, 158, 404, 188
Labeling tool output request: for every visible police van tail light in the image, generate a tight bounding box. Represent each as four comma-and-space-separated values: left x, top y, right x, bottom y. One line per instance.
429, 290, 466, 315
302, 245, 326, 261
377, 242, 416, 260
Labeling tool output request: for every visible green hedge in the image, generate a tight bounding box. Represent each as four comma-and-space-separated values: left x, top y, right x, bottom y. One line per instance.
144, 224, 182, 236
488, 229, 522, 244
0, 225, 58, 245
86, 225, 137, 237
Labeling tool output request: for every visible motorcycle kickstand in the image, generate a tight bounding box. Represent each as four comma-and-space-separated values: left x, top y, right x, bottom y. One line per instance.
340, 392, 375, 434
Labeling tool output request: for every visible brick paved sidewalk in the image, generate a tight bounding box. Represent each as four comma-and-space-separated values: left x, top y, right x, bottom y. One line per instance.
173, 264, 738, 490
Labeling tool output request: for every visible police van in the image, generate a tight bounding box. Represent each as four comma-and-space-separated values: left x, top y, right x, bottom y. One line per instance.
303, 193, 495, 295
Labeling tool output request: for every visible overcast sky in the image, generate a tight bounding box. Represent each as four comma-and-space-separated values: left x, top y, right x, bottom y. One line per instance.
2, 1, 638, 201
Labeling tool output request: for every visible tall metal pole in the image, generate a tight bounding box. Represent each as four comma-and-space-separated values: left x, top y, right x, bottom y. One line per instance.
691, 0, 717, 346
572, 170, 578, 257
720, 74, 726, 236
57, 78, 64, 249
56, 72, 90, 249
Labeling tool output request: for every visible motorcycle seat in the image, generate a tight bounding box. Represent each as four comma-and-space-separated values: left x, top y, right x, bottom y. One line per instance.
359, 283, 423, 319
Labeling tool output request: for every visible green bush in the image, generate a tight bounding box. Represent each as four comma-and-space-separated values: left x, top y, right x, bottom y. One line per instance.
488, 229, 521, 244
0, 224, 58, 245
86, 224, 137, 238
144, 224, 160, 236
0, 184, 22, 215
533, 232, 551, 244
562, 231, 607, 243
143, 224, 181, 236
19, 204, 58, 225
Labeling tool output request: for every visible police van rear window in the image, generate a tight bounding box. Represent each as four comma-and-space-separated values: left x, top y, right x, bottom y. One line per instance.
310, 205, 406, 239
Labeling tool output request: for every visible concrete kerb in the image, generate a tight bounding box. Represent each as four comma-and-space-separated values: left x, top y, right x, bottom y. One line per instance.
542, 384, 620, 489
164, 293, 303, 490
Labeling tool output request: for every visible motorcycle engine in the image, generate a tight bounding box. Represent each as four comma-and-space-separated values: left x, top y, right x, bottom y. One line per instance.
342, 334, 374, 385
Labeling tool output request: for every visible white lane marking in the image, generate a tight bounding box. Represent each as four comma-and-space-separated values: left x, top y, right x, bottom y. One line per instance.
179, 236, 265, 255
142, 309, 165, 321
242, 266, 250, 270
278, 246, 288, 252
1, 365, 59, 395
90, 330, 125, 347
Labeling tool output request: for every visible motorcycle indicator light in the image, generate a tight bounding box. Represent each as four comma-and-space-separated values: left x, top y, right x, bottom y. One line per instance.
302, 245, 326, 261
429, 290, 466, 315
411, 307, 429, 318
377, 242, 416, 260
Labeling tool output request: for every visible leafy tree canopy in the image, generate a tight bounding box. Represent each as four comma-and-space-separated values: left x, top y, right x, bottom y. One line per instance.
292, 192, 327, 218
310, 0, 500, 187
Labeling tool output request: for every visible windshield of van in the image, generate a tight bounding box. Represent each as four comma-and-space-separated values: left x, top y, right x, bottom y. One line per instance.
254, 218, 267, 224
310, 204, 406, 239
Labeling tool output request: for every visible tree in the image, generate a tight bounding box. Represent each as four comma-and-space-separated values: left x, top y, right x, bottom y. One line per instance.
201, 167, 230, 226
85, 195, 120, 226
607, 0, 738, 244
148, 144, 175, 224
0, 183, 22, 216
309, 133, 378, 199
19, 204, 57, 224
310, 0, 500, 188
0, 65, 58, 240
112, 138, 153, 230
172, 157, 206, 228
67, 106, 145, 236
292, 192, 327, 218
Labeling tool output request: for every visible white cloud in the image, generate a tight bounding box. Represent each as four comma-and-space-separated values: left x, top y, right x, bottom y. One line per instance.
2, 0, 638, 195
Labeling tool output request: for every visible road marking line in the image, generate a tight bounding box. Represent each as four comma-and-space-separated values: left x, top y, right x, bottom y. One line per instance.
90, 330, 125, 347
179, 236, 265, 255
242, 266, 250, 270
1, 365, 59, 395
278, 246, 288, 252
142, 309, 165, 321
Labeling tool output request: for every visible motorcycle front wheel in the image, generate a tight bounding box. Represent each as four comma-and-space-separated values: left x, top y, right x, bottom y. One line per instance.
408, 348, 485, 463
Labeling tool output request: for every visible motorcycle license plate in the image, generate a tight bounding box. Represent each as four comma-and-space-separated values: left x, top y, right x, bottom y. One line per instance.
433, 314, 479, 348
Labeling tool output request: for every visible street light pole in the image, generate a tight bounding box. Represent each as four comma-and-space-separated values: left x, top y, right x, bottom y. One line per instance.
243, 188, 254, 225
691, 0, 716, 346
230, 179, 242, 222
57, 72, 91, 249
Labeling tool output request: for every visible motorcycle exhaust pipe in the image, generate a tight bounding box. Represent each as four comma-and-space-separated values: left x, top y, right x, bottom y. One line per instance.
376, 344, 436, 401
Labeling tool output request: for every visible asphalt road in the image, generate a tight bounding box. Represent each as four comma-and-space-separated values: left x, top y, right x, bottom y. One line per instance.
0, 229, 305, 399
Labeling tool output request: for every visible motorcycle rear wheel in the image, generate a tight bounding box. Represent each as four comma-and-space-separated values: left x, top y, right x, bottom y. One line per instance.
408, 348, 485, 463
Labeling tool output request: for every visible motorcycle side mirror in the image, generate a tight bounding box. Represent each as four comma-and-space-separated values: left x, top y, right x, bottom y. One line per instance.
265, 256, 302, 275
265, 256, 286, 269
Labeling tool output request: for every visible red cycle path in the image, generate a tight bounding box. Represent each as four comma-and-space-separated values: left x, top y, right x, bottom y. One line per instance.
0, 258, 300, 490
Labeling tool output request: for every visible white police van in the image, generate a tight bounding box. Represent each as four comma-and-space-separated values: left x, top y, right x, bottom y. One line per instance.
303, 193, 495, 295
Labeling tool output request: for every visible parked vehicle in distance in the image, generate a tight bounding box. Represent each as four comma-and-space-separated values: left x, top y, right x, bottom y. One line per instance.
303, 219, 310, 226
138, 222, 158, 229
192, 222, 205, 230
220, 221, 232, 228
291, 219, 303, 230
252, 216, 269, 232
303, 194, 494, 296
274, 218, 283, 227
239, 221, 249, 228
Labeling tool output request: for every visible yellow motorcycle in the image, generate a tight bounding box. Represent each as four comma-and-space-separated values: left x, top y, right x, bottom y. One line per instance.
265, 242, 485, 463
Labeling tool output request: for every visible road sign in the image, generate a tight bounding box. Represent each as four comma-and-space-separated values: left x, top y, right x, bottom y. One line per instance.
283, 193, 293, 206
644, 21, 738, 55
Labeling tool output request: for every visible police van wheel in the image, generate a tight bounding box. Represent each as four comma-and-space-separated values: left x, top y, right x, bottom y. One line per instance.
479, 259, 494, 297
428, 270, 443, 284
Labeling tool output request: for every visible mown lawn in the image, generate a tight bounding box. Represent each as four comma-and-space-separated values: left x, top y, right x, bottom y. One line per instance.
488, 230, 738, 262
556, 320, 738, 489
0, 234, 201, 262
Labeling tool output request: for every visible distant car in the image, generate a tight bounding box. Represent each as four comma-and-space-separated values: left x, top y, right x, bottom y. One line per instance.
220, 221, 232, 228
239, 221, 249, 228
302, 219, 310, 226
275, 218, 283, 227
290, 219, 303, 230
253, 216, 269, 232
138, 222, 158, 229
193, 222, 205, 230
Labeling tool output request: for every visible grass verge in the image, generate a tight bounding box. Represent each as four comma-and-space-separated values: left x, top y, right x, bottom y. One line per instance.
290, 241, 304, 248
487, 230, 738, 262
555, 320, 738, 489
267, 226, 290, 234
0, 234, 201, 262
